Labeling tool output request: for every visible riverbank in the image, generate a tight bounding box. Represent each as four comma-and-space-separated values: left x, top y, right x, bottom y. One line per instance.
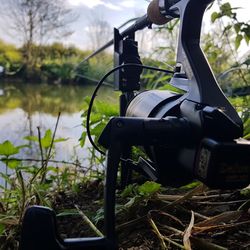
1, 177, 249, 249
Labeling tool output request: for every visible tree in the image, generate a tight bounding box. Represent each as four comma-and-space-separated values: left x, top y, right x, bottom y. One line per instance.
86, 14, 111, 51
0, 0, 77, 76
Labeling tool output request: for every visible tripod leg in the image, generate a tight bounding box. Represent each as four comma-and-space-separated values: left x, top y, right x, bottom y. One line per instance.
19, 206, 63, 250
120, 146, 132, 189
104, 142, 122, 248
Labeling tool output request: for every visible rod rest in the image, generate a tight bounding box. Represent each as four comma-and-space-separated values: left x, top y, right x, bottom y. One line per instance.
19, 206, 114, 250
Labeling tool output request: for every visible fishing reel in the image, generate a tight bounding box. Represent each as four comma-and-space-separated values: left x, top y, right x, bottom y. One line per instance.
99, 0, 249, 190
19, 0, 250, 249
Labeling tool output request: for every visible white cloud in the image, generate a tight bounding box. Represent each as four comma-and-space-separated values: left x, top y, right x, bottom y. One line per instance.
103, 3, 121, 11
67, 0, 102, 8
67, 0, 121, 10
119, 0, 136, 8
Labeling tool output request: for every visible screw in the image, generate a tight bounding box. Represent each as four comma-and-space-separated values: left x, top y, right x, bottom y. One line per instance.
116, 120, 124, 128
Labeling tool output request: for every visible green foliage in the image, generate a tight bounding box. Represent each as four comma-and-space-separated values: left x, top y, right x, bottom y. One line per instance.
0, 141, 26, 157
142, 70, 173, 89
0, 129, 85, 248
243, 118, 250, 139
25, 129, 67, 151
137, 181, 161, 197
121, 181, 161, 198
41, 61, 76, 84
0, 40, 22, 72
119, 181, 162, 211
0, 41, 95, 83
211, 2, 250, 49
202, 33, 232, 77
180, 181, 201, 190
79, 96, 118, 148
85, 54, 113, 82
240, 186, 250, 197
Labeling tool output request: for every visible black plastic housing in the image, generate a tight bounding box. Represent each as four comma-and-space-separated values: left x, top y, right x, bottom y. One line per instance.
195, 138, 250, 189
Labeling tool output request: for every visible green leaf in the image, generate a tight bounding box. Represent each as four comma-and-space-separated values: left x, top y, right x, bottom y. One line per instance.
79, 132, 87, 147
124, 195, 142, 209
244, 133, 250, 140
0, 173, 12, 185
0, 224, 5, 235
24, 135, 39, 142
93, 208, 104, 224
138, 181, 161, 197
211, 12, 219, 23
56, 209, 79, 217
121, 184, 137, 198
220, 3, 233, 17
42, 129, 53, 149
234, 23, 242, 33
180, 181, 201, 189
240, 187, 250, 197
0, 141, 19, 156
6, 159, 19, 169
91, 122, 106, 136
235, 34, 243, 50
54, 138, 68, 143
244, 35, 250, 45
90, 113, 103, 124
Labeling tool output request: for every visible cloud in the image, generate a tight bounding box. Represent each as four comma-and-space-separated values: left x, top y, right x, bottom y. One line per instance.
67, 0, 121, 10
103, 2, 121, 10
119, 0, 136, 8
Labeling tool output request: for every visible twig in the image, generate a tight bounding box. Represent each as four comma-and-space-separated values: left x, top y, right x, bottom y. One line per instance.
75, 205, 104, 237
117, 185, 208, 232
161, 224, 183, 235
193, 220, 250, 234
116, 216, 145, 231
37, 126, 44, 170
41, 112, 61, 183
148, 212, 168, 249
159, 200, 209, 220
164, 184, 207, 208
16, 170, 26, 225
197, 200, 247, 205
194, 211, 243, 228
149, 210, 185, 228
4, 158, 88, 170
183, 211, 194, 250
237, 199, 250, 211
162, 236, 185, 249
157, 193, 231, 201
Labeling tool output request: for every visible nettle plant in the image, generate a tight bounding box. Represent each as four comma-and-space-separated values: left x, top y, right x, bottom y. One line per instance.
0, 128, 81, 248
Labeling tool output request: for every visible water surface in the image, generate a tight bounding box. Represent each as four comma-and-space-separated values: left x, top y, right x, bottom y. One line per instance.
0, 82, 117, 164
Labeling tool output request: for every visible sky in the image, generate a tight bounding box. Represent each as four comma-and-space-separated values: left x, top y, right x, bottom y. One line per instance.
0, 0, 249, 53
63, 0, 149, 49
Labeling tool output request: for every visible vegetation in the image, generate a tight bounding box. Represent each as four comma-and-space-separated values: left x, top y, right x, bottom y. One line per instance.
0, 40, 22, 73
0, 1, 250, 249
0, 0, 77, 77
0, 40, 114, 84
0, 125, 85, 249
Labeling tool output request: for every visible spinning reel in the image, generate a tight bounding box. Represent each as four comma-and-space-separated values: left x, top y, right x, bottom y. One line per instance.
19, 0, 250, 249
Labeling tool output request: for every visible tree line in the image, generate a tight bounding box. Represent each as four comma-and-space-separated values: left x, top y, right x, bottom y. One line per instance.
0, 0, 249, 86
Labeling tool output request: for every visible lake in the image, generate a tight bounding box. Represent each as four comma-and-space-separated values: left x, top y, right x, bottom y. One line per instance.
0, 81, 118, 171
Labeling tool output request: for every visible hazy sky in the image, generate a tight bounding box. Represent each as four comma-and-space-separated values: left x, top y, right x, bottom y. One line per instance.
64, 0, 250, 52
64, 0, 149, 49
0, 0, 249, 52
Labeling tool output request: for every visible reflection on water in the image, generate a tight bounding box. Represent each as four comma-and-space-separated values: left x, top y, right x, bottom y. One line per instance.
0, 82, 117, 164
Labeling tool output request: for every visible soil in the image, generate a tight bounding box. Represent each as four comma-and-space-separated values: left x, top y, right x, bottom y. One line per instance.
53, 182, 250, 250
